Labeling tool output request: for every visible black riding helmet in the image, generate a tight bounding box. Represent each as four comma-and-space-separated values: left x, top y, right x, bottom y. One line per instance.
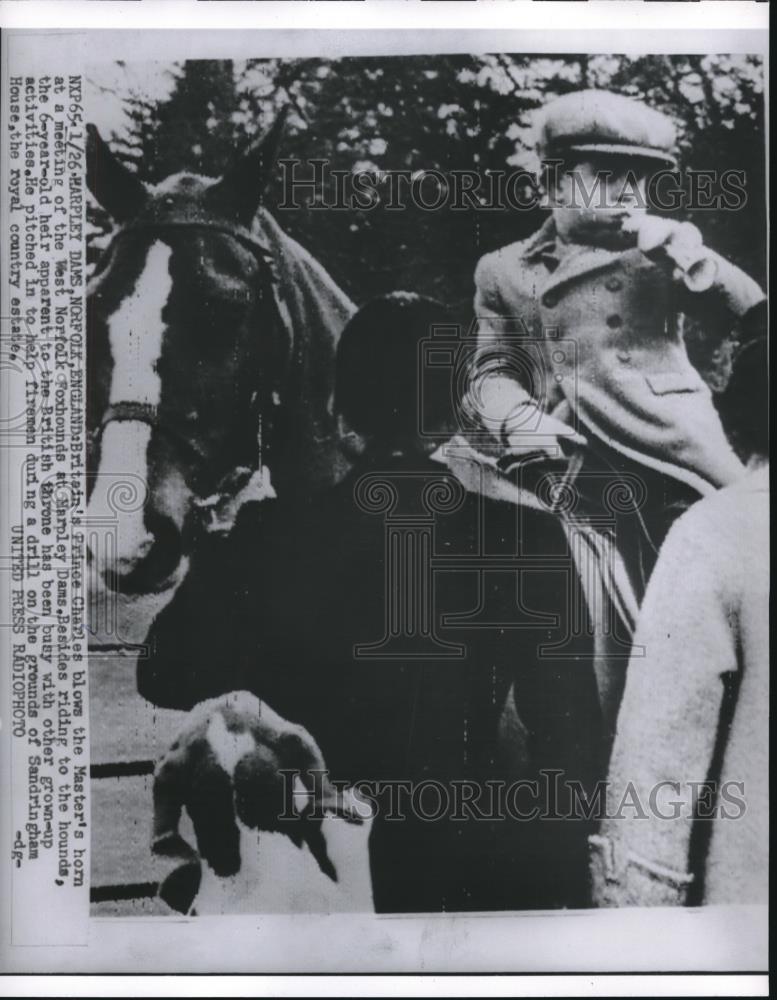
335, 292, 459, 450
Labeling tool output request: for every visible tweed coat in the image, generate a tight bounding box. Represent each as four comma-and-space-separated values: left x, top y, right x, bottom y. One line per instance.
473, 217, 765, 495
589, 463, 769, 906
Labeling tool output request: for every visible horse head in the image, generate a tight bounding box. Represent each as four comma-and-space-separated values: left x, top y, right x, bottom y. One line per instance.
86, 114, 290, 594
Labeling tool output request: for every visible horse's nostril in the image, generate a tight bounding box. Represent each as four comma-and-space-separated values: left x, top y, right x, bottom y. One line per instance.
139, 512, 183, 581
145, 511, 182, 557
99, 512, 185, 595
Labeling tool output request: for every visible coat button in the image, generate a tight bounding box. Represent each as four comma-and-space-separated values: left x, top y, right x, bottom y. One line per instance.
605, 276, 623, 292
606, 314, 623, 329
543, 292, 558, 308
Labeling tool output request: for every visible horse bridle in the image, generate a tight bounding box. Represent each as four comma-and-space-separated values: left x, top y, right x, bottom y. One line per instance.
91, 218, 288, 506
95, 399, 213, 466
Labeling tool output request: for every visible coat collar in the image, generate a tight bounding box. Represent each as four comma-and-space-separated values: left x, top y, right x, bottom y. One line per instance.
541, 244, 624, 298
523, 215, 625, 298
521, 216, 560, 263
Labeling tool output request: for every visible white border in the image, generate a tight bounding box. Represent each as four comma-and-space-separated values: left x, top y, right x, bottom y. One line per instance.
0, 973, 771, 998
0, 1, 769, 994
0, 904, 769, 975
0, 0, 770, 33
0, 28, 770, 66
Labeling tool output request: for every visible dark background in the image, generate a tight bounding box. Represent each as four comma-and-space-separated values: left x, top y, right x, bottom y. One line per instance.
88, 53, 766, 388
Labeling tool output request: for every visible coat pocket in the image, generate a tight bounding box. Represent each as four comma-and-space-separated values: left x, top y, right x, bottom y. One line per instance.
644, 370, 705, 395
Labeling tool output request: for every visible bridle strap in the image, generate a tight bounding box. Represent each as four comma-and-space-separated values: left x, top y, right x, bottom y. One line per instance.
118, 220, 276, 266
95, 399, 209, 463
101, 400, 158, 430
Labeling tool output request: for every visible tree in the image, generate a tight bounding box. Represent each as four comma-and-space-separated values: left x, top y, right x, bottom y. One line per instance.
88, 54, 766, 381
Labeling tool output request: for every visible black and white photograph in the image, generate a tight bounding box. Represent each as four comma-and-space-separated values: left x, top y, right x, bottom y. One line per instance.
84, 43, 768, 917
0, 4, 769, 991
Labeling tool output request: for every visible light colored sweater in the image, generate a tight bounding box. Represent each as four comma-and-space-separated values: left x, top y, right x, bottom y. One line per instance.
590, 463, 769, 906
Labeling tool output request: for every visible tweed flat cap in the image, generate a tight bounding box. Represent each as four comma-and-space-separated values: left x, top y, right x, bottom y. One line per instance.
536, 89, 678, 167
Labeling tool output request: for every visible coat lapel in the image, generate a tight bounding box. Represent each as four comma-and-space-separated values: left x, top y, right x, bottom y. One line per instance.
520, 216, 624, 300
539, 243, 623, 300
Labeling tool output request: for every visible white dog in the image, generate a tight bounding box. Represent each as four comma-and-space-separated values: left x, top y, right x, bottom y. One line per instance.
152, 691, 374, 914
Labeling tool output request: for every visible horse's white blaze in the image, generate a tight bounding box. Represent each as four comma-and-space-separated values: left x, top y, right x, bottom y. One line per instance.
88, 241, 173, 575
206, 712, 256, 775
108, 240, 173, 405
88, 422, 154, 571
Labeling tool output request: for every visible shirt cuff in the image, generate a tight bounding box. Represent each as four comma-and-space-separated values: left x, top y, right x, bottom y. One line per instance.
589, 833, 694, 907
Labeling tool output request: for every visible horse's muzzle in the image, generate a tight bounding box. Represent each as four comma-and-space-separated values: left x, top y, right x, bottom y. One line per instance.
88, 510, 187, 595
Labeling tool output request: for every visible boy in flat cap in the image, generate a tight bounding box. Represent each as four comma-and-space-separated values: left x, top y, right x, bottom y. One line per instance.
471, 89, 765, 546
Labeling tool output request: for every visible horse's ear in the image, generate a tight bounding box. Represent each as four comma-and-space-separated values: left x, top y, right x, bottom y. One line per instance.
206, 106, 289, 225
87, 124, 148, 222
